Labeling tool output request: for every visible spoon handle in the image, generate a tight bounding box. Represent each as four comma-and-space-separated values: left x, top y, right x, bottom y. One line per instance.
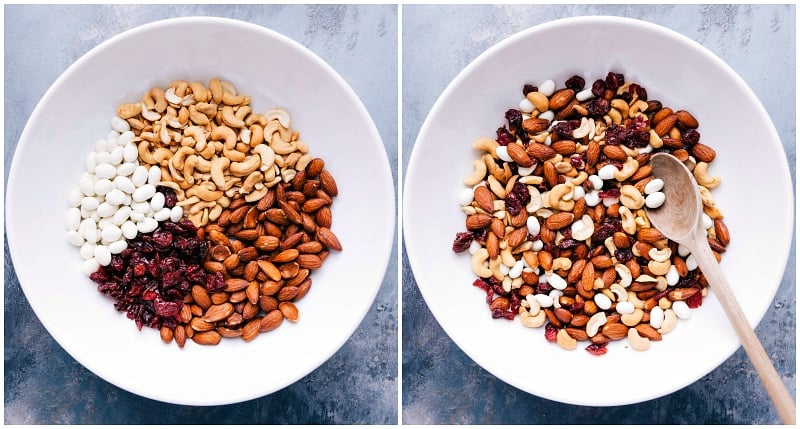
691, 239, 796, 424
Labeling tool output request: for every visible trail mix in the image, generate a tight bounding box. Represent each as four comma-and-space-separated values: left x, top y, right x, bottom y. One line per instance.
66, 78, 342, 347
452, 72, 729, 354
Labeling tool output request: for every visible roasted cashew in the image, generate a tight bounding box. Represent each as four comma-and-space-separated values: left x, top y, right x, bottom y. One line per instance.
181, 155, 198, 186
610, 99, 630, 118
189, 200, 216, 215
526, 186, 543, 213
604, 237, 618, 255
464, 160, 487, 186
519, 300, 546, 328
615, 263, 632, 287
627, 291, 644, 309
234, 105, 252, 121
648, 129, 663, 148
693, 162, 721, 189
586, 312, 607, 337
571, 214, 594, 241
556, 329, 578, 350
627, 327, 650, 351
648, 259, 671, 276
222, 147, 246, 162
487, 175, 506, 199
551, 257, 572, 272
249, 124, 264, 147
141, 103, 161, 122
658, 309, 678, 334
252, 144, 276, 172
220, 105, 245, 128
619, 206, 636, 235
265, 108, 290, 129
570, 171, 588, 186
500, 247, 516, 269
184, 126, 207, 150
295, 154, 313, 172
619, 185, 644, 210
210, 157, 231, 189
189, 82, 209, 103
613, 157, 639, 181
270, 135, 297, 155
609, 283, 627, 302
263, 120, 281, 145
137, 141, 158, 165
240, 171, 264, 194
230, 155, 261, 177
208, 125, 237, 150
621, 309, 644, 327
471, 248, 492, 278
472, 137, 499, 158
165, 87, 182, 105
194, 157, 212, 173
176, 195, 201, 207
187, 182, 223, 202
488, 257, 504, 281
571, 117, 592, 139
648, 247, 672, 263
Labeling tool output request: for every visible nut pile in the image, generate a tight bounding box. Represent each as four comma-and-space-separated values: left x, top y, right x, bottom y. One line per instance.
67, 78, 342, 347
453, 72, 729, 354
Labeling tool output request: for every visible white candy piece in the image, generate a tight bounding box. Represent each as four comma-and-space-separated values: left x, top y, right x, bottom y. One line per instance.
131, 166, 149, 187
602, 196, 620, 207
65, 208, 81, 231
518, 165, 536, 176
533, 293, 553, 308
121, 221, 138, 239
686, 254, 698, 271
594, 293, 612, 310
118, 131, 135, 146
495, 146, 512, 163
113, 176, 135, 194
508, 260, 524, 279
131, 201, 151, 214
644, 178, 664, 194
130, 211, 146, 222
94, 245, 112, 266
526, 215, 541, 236
597, 164, 618, 180
588, 174, 603, 190
666, 265, 680, 286
538, 110, 555, 122
79, 242, 96, 260
66, 230, 84, 246
132, 184, 156, 202
111, 116, 131, 132
150, 192, 165, 211
82, 258, 101, 276
101, 224, 122, 243
678, 244, 691, 257
169, 206, 183, 223
572, 186, 585, 201
649, 306, 665, 329
518, 98, 534, 113
616, 301, 635, 314
154, 207, 172, 222
645, 192, 666, 208
85, 152, 97, 173
137, 217, 158, 233
96, 202, 117, 218
532, 239, 544, 251
79, 175, 96, 196
547, 273, 567, 290
95, 151, 110, 165
108, 240, 128, 254
672, 300, 691, 319
458, 188, 474, 207
575, 88, 594, 101
94, 163, 116, 180
68, 187, 83, 207
538, 79, 556, 97
104, 189, 126, 206
147, 165, 161, 185
94, 179, 113, 196
468, 239, 481, 255
116, 162, 137, 177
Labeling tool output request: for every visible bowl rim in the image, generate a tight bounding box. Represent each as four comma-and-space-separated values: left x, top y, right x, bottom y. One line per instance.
7, 15, 395, 405
404, 15, 794, 406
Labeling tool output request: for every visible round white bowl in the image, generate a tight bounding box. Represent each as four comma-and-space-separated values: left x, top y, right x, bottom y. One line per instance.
7, 17, 394, 405
404, 16, 792, 406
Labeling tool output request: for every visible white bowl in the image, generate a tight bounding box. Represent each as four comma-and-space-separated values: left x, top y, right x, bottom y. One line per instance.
404, 16, 792, 406
6, 17, 394, 405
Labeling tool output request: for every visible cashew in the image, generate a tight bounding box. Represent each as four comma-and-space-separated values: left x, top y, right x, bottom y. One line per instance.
194, 157, 212, 173
208, 125, 236, 150
149, 87, 167, 113
489, 257, 504, 281
648, 259, 671, 276
472, 137, 499, 158
252, 144, 276, 172
648, 247, 672, 263
141, 103, 161, 122
619, 185, 644, 210
184, 126, 207, 151
610, 283, 627, 302
570, 171, 588, 186
240, 171, 264, 194
117, 103, 142, 119
168, 158, 185, 182
210, 157, 231, 189
500, 247, 516, 269
156, 180, 185, 199
627, 327, 650, 351
188, 200, 216, 214
189, 82, 209, 103
627, 291, 644, 309
519, 300, 546, 328
526, 186, 543, 213
556, 329, 578, 350
604, 236, 618, 255
621, 308, 644, 327
571, 117, 592, 139
265, 108, 291, 129
699, 186, 715, 207
295, 153, 313, 172
246, 113, 267, 127
169, 145, 195, 170
270, 135, 297, 155
234, 105, 252, 121
551, 257, 572, 272
208, 204, 223, 222
610, 99, 629, 118
176, 195, 201, 207
615, 263, 632, 287
635, 274, 659, 284
186, 183, 223, 202
607, 108, 622, 125
222, 147, 246, 162
218, 105, 244, 128
613, 157, 639, 181
619, 206, 636, 235
648, 129, 663, 148
230, 155, 261, 177
464, 160, 487, 186
263, 120, 281, 144
281, 168, 297, 183
571, 214, 594, 241
152, 147, 172, 166
164, 86, 182, 105
471, 248, 492, 278
249, 124, 264, 147
486, 175, 505, 199
137, 141, 158, 165
586, 312, 607, 337
693, 162, 721, 189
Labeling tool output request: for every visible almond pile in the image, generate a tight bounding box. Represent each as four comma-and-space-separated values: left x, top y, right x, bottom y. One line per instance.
80, 78, 342, 347
453, 72, 728, 354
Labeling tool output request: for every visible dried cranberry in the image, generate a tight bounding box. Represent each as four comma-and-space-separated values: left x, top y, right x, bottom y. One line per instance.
598, 188, 621, 199
570, 154, 584, 168
205, 271, 226, 292
523, 84, 537, 96
552, 120, 581, 139
605, 72, 624, 91
473, 278, 491, 292
586, 343, 608, 356
619, 91, 633, 104
452, 232, 474, 253
544, 323, 558, 342
605, 124, 628, 145
586, 98, 610, 116
570, 300, 584, 313
629, 83, 648, 101
591, 79, 606, 97
681, 129, 700, 146
564, 75, 585, 92
615, 249, 633, 263
504, 182, 530, 216
505, 109, 523, 132
557, 238, 579, 250
536, 282, 552, 295
156, 186, 178, 209
496, 127, 515, 146
687, 289, 704, 308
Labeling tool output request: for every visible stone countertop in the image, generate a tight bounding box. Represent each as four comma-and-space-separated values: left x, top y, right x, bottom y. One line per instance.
402, 4, 795, 425
4, 4, 397, 424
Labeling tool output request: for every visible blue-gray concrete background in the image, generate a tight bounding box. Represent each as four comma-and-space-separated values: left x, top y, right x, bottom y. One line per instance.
4, 5, 398, 424
402, 4, 795, 425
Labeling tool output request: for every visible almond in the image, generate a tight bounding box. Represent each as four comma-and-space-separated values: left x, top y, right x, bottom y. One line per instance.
243, 260, 259, 281
316, 206, 333, 228
473, 186, 495, 213
637, 227, 665, 243
565, 327, 589, 341
538, 250, 553, 271
653, 113, 677, 136
554, 307, 573, 324
544, 212, 574, 230
570, 314, 590, 328
277, 286, 300, 301
279, 200, 303, 225
668, 287, 699, 301
486, 231, 499, 260
652, 107, 674, 125
661, 137, 684, 149
259, 309, 284, 332
490, 217, 506, 238
465, 213, 493, 230
714, 218, 730, 246
257, 260, 282, 281
548, 88, 575, 111
554, 99, 579, 121
543, 161, 558, 187
567, 258, 587, 283
192, 330, 222, 346
550, 140, 577, 155
265, 208, 289, 225
506, 227, 528, 250
489, 296, 510, 311
602, 144, 627, 162
319, 169, 339, 197
305, 158, 325, 178
585, 140, 601, 167
302, 198, 327, 213
316, 227, 343, 251
190, 317, 216, 332
526, 142, 556, 161
174, 326, 187, 348
237, 246, 258, 262
506, 142, 534, 167
296, 254, 323, 269
629, 164, 652, 182
601, 322, 628, 340
224, 278, 249, 292
272, 248, 299, 263
691, 143, 716, 162
254, 235, 280, 252
635, 324, 663, 341
612, 232, 631, 249
581, 261, 595, 293
203, 260, 225, 274
522, 117, 550, 134
192, 285, 213, 309
241, 318, 262, 342
296, 241, 323, 254
675, 110, 699, 129
257, 188, 276, 211
279, 302, 300, 322
216, 327, 243, 338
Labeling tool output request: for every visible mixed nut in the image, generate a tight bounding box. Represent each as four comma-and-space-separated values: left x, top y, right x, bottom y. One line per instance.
66, 78, 342, 346
453, 72, 729, 354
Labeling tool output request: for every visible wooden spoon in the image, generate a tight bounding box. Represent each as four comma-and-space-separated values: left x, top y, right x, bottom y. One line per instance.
646, 152, 795, 424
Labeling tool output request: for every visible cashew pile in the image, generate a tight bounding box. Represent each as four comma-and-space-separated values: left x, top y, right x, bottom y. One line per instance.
454, 72, 729, 354
120, 78, 314, 227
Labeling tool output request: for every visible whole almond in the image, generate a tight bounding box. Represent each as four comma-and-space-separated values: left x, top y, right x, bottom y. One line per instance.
192, 285, 213, 309
296, 254, 323, 269
224, 278, 249, 292
191, 317, 216, 332
259, 295, 279, 313
543, 161, 558, 187
272, 248, 300, 263
522, 117, 550, 134
229, 205, 249, 224
652, 107, 674, 125
216, 327, 243, 338
302, 198, 327, 213
257, 189, 276, 211
637, 227, 665, 243
316, 206, 333, 228
612, 232, 631, 249
554, 307, 573, 324
237, 246, 258, 262
192, 330, 222, 346
714, 218, 730, 246
601, 322, 628, 340
675, 110, 699, 129
203, 260, 225, 274
653, 113, 677, 136
279, 201, 303, 225
565, 327, 589, 341
544, 212, 574, 230
635, 323, 663, 341
548, 88, 575, 111
279, 302, 300, 322
570, 314, 590, 328
526, 142, 556, 161
473, 186, 495, 213
629, 164, 653, 182
254, 235, 280, 252
222, 253, 240, 271
234, 229, 260, 241
306, 158, 325, 178
203, 303, 234, 323
296, 241, 323, 254
581, 261, 595, 293
246, 280, 260, 305
585, 140, 601, 167
241, 318, 262, 342
691, 143, 716, 162
567, 258, 587, 283
316, 227, 343, 251
257, 260, 282, 281
550, 140, 577, 155
661, 137, 684, 149
486, 231, 499, 260
243, 260, 259, 281
319, 170, 339, 197
160, 326, 173, 343
277, 286, 300, 301
506, 142, 534, 167
602, 145, 627, 162
506, 227, 528, 250
259, 309, 284, 332
174, 326, 187, 348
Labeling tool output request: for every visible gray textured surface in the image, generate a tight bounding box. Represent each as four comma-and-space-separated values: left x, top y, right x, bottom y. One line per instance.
4, 5, 397, 424
402, 4, 795, 425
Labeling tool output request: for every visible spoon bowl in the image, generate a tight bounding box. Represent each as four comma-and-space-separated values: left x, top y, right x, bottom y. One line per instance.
646, 153, 795, 424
